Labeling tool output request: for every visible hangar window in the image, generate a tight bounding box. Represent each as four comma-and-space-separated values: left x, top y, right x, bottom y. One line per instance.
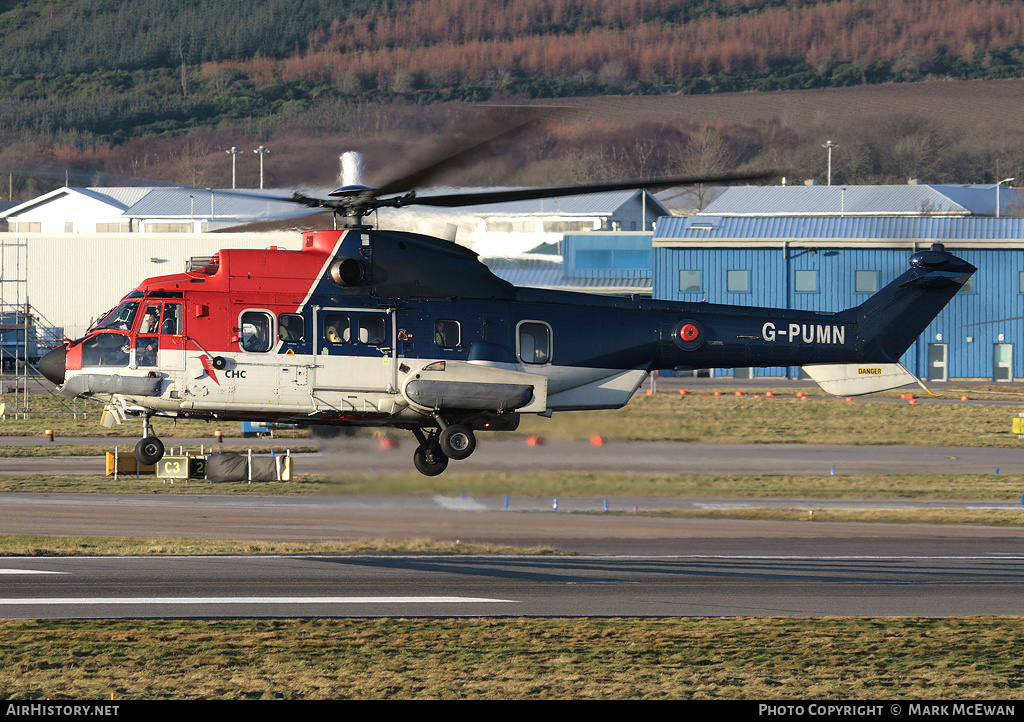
518, 321, 552, 365
727, 270, 750, 293
855, 271, 878, 293
958, 276, 975, 294
794, 270, 817, 293
240, 311, 273, 352
679, 270, 701, 292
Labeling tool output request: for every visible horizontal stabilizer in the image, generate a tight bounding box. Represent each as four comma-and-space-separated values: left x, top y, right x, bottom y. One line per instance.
802, 363, 918, 396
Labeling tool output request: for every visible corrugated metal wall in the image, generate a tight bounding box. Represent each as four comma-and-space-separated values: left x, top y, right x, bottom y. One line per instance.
654, 244, 1018, 381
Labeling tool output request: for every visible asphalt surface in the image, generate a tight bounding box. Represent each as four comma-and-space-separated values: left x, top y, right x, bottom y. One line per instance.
5, 550, 1024, 619
5, 429, 1024, 618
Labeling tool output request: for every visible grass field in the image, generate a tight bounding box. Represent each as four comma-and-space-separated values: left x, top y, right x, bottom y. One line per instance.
2, 617, 1022, 699
4, 384, 1024, 449
4, 385, 1024, 700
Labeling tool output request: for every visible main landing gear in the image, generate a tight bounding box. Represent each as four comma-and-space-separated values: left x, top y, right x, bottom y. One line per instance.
411, 420, 478, 476
134, 416, 165, 466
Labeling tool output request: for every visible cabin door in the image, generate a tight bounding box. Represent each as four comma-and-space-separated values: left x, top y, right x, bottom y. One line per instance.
313, 307, 397, 399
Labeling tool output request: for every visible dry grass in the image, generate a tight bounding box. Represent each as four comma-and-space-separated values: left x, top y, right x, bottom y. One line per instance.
1, 617, 1022, 699
646, 507, 1024, 526
517, 391, 1024, 447
2, 469, 1023, 500
0, 535, 557, 557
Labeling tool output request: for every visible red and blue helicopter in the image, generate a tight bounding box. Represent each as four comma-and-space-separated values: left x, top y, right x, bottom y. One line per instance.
36, 118, 976, 475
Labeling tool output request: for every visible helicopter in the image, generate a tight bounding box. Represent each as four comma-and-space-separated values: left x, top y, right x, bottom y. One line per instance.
34, 115, 976, 476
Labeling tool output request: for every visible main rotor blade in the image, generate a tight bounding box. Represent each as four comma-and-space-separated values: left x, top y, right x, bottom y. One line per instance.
372, 107, 556, 198
396, 170, 778, 208
212, 209, 335, 233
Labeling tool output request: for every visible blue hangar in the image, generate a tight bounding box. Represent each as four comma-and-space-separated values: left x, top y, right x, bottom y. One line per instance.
652, 215, 1023, 382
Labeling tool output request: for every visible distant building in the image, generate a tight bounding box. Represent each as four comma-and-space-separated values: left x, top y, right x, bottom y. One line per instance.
381, 188, 669, 256
700, 182, 1024, 218
0, 186, 313, 233
484, 232, 654, 295
653, 215, 1024, 381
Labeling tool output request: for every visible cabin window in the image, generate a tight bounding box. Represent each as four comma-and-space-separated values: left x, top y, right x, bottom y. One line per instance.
518, 321, 552, 365
727, 270, 750, 293
855, 271, 878, 293
358, 316, 386, 345
240, 311, 273, 352
278, 314, 305, 343
82, 332, 129, 367
794, 270, 817, 293
679, 270, 701, 292
434, 320, 461, 348
324, 314, 351, 344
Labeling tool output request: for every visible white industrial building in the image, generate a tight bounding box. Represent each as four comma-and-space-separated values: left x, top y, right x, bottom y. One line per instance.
0, 184, 670, 338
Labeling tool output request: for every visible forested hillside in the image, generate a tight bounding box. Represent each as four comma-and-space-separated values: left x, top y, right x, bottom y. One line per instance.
1, 0, 1024, 197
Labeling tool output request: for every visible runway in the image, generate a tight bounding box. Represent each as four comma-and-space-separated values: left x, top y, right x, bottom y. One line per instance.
4, 439, 1024, 618
4, 551, 1024, 618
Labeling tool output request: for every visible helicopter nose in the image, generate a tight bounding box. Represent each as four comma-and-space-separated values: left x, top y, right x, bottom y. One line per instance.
38, 345, 66, 385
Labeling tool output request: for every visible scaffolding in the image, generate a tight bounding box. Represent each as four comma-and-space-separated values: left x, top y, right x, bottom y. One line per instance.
0, 236, 85, 418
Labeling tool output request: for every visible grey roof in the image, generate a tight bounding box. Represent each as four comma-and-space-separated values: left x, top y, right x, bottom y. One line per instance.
482, 256, 651, 293
88, 187, 155, 208
700, 184, 1024, 217
123, 187, 313, 220
408, 187, 669, 216
655, 214, 1024, 242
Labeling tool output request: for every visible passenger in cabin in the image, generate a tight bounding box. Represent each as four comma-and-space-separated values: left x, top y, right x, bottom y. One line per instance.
277, 314, 298, 343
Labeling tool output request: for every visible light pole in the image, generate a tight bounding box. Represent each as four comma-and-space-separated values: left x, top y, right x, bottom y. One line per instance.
225, 146, 241, 189
254, 145, 270, 189
996, 177, 1016, 218
822, 140, 838, 186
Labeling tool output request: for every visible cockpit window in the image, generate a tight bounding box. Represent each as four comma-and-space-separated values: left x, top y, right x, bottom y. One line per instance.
138, 304, 161, 334
161, 304, 181, 335
82, 332, 129, 367
94, 301, 140, 332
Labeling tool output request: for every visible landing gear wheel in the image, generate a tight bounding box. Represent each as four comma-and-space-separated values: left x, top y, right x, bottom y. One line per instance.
135, 436, 165, 465
413, 445, 449, 476
439, 424, 476, 460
